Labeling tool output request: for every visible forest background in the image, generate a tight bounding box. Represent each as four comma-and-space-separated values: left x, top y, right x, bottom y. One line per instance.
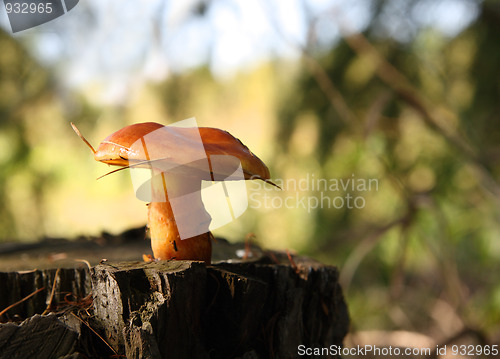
0, 0, 499, 350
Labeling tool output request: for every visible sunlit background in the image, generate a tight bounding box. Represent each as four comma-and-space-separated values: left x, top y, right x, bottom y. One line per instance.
1, 0, 499, 352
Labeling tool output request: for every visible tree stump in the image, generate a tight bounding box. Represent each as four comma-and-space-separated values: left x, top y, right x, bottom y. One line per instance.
0, 230, 349, 358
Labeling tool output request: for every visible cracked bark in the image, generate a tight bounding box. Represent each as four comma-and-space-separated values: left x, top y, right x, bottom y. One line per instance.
0, 233, 349, 359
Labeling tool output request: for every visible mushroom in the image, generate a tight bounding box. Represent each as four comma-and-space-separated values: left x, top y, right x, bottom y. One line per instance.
72, 122, 273, 264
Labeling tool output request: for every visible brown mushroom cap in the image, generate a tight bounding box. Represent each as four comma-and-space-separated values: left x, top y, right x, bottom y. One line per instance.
94, 122, 271, 182
93, 122, 163, 167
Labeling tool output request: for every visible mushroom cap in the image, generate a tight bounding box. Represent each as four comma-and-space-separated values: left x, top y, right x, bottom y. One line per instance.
94, 122, 271, 181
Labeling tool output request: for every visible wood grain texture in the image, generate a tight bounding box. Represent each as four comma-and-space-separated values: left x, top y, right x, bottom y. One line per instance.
0, 231, 349, 358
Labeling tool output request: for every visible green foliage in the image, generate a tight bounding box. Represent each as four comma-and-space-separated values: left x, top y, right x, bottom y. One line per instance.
0, 28, 53, 238
273, 0, 500, 336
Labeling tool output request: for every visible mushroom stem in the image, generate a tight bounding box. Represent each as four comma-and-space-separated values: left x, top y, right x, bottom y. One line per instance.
147, 172, 213, 264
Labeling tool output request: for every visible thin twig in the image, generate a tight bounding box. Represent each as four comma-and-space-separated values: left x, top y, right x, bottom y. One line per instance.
71, 122, 96, 154
342, 31, 477, 159
42, 268, 61, 315
243, 233, 256, 260
339, 214, 412, 292
0, 287, 45, 319
261, 0, 356, 125
332, 16, 500, 200
286, 249, 299, 274
75, 259, 92, 270
70, 312, 120, 356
